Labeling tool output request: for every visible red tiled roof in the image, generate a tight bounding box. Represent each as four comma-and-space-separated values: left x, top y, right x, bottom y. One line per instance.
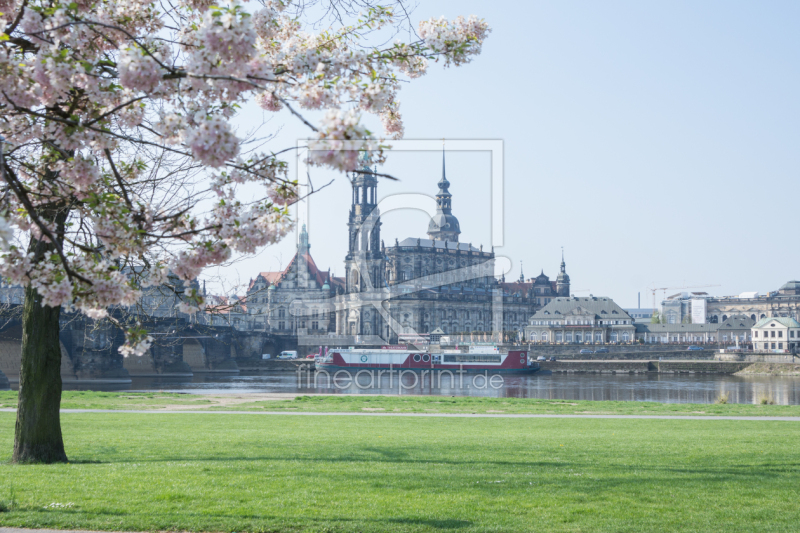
500, 281, 532, 294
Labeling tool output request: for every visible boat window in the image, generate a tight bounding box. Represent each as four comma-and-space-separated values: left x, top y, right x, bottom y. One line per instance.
443, 355, 502, 363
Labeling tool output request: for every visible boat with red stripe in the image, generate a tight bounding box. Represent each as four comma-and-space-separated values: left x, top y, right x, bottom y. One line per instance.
315, 344, 538, 374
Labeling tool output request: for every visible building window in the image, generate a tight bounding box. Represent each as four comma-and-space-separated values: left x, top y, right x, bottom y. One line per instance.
754, 331, 758, 338
279, 321, 285, 330
778, 331, 783, 338
778, 343, 783, 349
772, 343, 776, 349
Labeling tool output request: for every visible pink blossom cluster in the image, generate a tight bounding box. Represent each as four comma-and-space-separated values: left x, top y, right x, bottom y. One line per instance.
0, 216, 16, 251
197, 4, 256, 63
184, 115, 240, 167
380, 101, 404, 140
54, 156, 100, 194
255, 91, 282, 112
418, 15, 491, 67
171, 242, 232, 282
119, 334, 153, 357
118, 46, 164, 94
307, 110, 380, 171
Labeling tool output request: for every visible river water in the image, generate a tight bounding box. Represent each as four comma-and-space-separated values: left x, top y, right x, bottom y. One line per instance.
83, 371, 800, 405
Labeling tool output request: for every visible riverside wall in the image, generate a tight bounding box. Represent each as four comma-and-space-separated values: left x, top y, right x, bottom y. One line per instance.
716, 352, 800, 364
523, 344, 717, 360
539, 360, 753, 374
237, 359, 310, 372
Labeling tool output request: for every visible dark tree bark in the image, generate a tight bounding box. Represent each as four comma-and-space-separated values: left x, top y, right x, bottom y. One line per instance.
12, 284, 68, 463
12, 204, 70, 464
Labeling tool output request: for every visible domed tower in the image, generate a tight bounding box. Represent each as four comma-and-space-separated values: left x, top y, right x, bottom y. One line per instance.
344, 151, 385, 293
427, 149, 461, 242
556, 249, 570, 297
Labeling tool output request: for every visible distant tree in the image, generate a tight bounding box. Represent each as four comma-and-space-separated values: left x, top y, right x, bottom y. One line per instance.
651, 311, 661, 324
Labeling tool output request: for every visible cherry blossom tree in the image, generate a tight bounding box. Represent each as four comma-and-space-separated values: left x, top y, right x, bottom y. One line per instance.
0, 0, 489, 462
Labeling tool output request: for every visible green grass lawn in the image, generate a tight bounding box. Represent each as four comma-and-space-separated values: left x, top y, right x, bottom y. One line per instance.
0, 412, 799, 532
2, 390, 800, 416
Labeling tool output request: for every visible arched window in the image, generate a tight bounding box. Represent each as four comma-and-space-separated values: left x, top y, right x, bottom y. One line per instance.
751, 314, 756, 321
530, 332, 538, 341
541, 332, 548, 342
622, 332, 630, 342
722, 315, 728, 322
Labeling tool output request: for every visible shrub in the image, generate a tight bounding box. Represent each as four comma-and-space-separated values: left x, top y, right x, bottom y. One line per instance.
716, 392, 730, 404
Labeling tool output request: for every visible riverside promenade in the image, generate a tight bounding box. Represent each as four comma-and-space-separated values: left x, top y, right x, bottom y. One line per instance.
539, 360, 752, 374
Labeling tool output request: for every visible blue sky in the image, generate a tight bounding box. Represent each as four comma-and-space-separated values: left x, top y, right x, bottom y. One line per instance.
215, 0, 800, 307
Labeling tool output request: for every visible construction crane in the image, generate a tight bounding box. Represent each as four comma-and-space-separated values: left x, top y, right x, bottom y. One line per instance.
648, 284, 721, 313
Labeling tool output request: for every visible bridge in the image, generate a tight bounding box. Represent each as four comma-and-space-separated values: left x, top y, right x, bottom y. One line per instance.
0, 308, 288, 387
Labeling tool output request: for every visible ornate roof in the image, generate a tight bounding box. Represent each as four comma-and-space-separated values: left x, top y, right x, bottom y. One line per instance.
427, 149, 461, 241
779, 280, 800, 294
531, 297, 632, 321
393, 237, 479, 251
753, 317, 800, 329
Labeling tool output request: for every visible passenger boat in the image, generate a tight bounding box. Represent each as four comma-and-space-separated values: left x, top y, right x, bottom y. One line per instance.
315, 344, 539, 374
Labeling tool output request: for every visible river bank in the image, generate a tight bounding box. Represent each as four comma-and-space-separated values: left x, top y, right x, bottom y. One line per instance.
2, 391, 800, 416
735, 363, 800, 376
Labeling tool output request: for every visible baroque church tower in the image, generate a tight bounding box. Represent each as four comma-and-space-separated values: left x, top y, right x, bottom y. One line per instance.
426, 150, 461, 242
344, 151, 385, 294
556, 250, 570, 296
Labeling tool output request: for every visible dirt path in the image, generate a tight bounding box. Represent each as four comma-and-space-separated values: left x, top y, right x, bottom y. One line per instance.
1, 408, 798, 421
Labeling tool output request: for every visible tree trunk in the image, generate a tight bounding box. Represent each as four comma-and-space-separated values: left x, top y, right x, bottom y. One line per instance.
12, 283, 68, 463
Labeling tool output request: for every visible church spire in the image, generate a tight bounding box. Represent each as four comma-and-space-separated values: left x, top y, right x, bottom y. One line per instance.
442, 145, 446, 181
427, 145, 461, 241
557, 247, 570, 296
299, 223, 310, 253
519, 261, 524, 283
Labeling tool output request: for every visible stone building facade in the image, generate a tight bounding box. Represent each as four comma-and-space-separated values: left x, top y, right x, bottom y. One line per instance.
751, 317, 800, 352
705, 281, 800, 323
244, 225, 342, 335
659, 281, 800, 324
524, 296, 636, 344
